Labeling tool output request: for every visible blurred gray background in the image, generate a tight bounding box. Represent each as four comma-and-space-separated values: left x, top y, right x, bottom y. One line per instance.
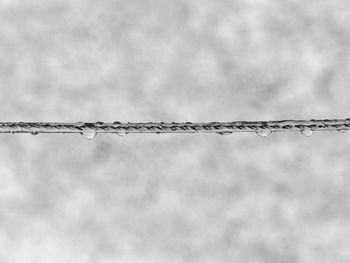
0, 0, 350, 262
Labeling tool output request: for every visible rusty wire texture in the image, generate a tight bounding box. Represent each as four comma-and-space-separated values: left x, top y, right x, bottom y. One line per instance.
0, 118, 349, 135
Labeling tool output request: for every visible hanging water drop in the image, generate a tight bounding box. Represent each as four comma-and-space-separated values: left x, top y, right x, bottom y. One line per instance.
256, 130, 271, 137
301, 128, 314, 137
81, 130, 97, 140
117, 131, 127, 137
31, 131, 39, 136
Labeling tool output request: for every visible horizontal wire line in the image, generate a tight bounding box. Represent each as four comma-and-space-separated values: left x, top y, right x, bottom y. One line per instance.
0, 118, 349, 134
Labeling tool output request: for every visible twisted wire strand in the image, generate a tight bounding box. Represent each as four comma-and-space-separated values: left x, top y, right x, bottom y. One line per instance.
0, 118, 349, 134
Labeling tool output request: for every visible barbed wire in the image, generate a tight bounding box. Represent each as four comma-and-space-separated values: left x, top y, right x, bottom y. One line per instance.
0, 119, 349, 138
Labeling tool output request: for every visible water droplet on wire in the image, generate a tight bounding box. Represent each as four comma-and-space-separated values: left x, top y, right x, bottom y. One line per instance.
256, 130, 271, 137
81, 131, 97, 140
117, 131, 127, 137
301, 128, 314, 137
31, 131, 39, 136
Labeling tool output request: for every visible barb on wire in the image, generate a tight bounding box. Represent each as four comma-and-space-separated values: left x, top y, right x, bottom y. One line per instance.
0, 119, 349, 138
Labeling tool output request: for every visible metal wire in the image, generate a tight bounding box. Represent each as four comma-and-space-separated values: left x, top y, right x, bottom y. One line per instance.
0, 118, 349, 135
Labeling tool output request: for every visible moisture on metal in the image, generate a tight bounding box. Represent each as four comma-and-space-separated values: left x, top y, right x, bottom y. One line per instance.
0, 118, 349, 135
